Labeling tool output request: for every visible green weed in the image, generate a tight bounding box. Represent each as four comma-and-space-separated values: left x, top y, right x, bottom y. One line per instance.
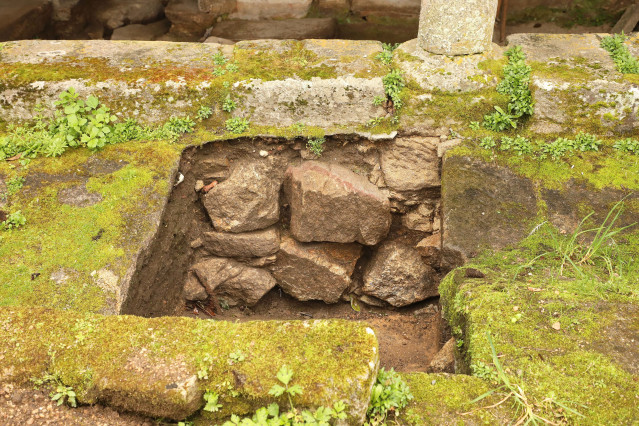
196, 105, 213, 121
366, 368, 413, 426
306, 137, 325, 156
225, 117, 250, 134
222, 95, 238, 113
601, 33, 639, 74
1, 210, 26, 230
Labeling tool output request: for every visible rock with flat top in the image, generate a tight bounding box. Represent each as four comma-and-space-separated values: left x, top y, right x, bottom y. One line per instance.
271, 235, 362, 303
232, 0, 313, 20
191, 258, 276, 307
285, 161, 391, 245
201, 226, 280, 258
111, 20, 171, 40
203, 162, 281, 233
209, 18, 337, 41
362, 240, 437, 307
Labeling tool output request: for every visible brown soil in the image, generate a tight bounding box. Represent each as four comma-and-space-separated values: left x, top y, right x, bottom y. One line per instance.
184, 289, 448, 373
0, 383, 151, 426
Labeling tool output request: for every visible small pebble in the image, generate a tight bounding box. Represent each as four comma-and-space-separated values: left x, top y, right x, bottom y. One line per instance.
259, 150, 269, 157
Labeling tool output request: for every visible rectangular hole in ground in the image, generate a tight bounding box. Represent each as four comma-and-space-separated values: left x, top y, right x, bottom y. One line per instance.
121, 135, 453, 373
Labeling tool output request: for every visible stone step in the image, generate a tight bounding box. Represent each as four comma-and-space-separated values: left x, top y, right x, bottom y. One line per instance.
209, 17, 337, 41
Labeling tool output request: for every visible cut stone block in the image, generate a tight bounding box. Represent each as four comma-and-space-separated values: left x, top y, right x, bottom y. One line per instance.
285, 161, 391, 245
271, 234, 362, 303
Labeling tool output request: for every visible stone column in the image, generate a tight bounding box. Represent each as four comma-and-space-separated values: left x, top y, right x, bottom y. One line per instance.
417, 0, 498, 55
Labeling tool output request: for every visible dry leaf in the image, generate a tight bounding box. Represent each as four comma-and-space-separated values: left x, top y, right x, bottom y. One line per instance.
552, 321, 561, 330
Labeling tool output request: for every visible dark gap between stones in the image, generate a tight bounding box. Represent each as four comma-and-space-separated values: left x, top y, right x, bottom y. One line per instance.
122, 135, 453, 373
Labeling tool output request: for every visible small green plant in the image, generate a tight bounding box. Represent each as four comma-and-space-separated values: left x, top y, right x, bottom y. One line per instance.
373, 96, 386, 106
213, 67, 227, 76
366, 117, 384, 128
614, 137, 639, 154
573, 132, 602, 152
196, 105, 213, 121
226, 117, 250, 134
203, 390, 223, 413
222, 95, 238, 112
499, 135, 532, 156
375, 43, 399, 64
483, 106, 517, 131
226, 63, 239, 73
479, 136, 496, 149
382, 69, 405, 110
366, 368, 413, 425
306, 137, 325, 156
291, 122, 306, 134
212, 52, 228, 65
228, 350, 246, 364
6, 176, 25, 196
538, 137, 575, 160
269, 365, 303, 407
1, 210, 26, 230
197, 354, 214, 380
163, 116, 196, 139
470, 361, 498, 383
601, 33, 639, 74
469, 121, 480, 131
51, 384, 77, 408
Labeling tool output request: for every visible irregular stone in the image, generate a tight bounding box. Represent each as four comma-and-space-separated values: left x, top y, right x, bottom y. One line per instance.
203, 162, 281, 233
183, 272, 208, 301
271, 235, 362, 303
201, 226, 280, 258
362, 240, 437, 307
111, 20, 171, 41
285, 161, 391, 245
240, 255, 277, 267
352, 0, 420, 16
96, 0, 164, 30
209, 18, 337, 41
402, 203, 436, 232
417, 0, 498, 55
0, 0, 52, 41
231, 0, 313, 20
416, 233, 441, 266
437, 139, 462, 158
203, 35, 235, 45
381, 136, 440, 192
441, 155, 538, 260
58, 184, 103, 207
429, 338, 455, 373
191, 258, 276, 307
166, 0, 233, 36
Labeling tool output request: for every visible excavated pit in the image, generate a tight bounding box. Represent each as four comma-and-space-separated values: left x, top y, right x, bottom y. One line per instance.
122, 135, 451, 372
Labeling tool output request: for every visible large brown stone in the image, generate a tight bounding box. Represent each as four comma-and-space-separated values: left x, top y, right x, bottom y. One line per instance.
361, 240, 437, 307
232, 0, 313, 20
0, 0, 52, 41
380, 136, 440, 192
191, 258, 276, 307
285, 161, 391, 246
271, 235, 362, 303
208, 18, 337, 41
201, 226, 280, 258
203, 162, 281, 233
96, 0, 164, 30
352, 0, 420, 16
166, 0, 233, 36
111, 20, 171, 41
441, 155, 538, 260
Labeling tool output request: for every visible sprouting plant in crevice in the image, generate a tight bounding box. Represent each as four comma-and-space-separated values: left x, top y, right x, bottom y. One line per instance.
382, 69, 405, 111
375, 43, 399, 65
483, 46, 534, 131
1, 210, 26, 230
306, 137, 325, 156
203, 390, 222, 413
601, 33, 639, 74
31, 373, 77, 408
366, 368, 413, 426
